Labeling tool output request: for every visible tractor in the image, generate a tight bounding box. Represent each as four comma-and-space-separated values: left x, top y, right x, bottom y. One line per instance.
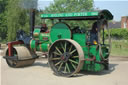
3, 9, 113, 77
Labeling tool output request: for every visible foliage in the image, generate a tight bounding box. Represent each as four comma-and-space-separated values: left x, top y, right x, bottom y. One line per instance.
44, 0, 94, 29
6, 0, 27, 41
6, 0, 38, 41
110, 28, 128, 40
45, 0, 93, 13
0, 0, 8, 41
101, 28, 128, 56
104, 28, 128, 40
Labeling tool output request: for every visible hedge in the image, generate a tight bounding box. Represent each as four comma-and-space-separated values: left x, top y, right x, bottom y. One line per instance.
104, 28, 128, 40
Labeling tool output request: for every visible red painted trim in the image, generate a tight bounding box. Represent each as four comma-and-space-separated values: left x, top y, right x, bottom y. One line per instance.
84, 56, 96, 61
42, 24, 46, 27
8, 41, 24, 56
45, 30, 49, 33
8, 41, 24, 45
8, 43, 12, 56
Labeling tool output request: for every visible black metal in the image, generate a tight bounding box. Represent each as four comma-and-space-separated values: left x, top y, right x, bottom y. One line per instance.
61, 52, 71, 62
42, 16, 98, 20
72, 26, 85, 33
95, 60, 109, 70
30, 9, 35, 36
3, 56, 18, 61
16, 29, 32, 46
103, 27, 105, 45
3, 55, 38, 61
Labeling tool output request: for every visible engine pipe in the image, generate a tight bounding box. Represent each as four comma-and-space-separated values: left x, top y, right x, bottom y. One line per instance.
30, 9, 36, 36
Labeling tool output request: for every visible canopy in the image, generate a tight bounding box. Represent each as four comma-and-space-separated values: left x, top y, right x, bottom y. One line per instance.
41, 10, 113, 20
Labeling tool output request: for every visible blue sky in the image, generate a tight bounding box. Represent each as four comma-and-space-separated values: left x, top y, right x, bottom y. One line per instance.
38, 0, 128, 21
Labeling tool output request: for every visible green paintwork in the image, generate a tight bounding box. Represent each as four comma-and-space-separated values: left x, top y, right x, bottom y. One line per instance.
73, 33, 106, 71
30, 39, 50, 52
31, 20, 110, 72
41, 12, 98, 18
40, 43, 49, 52
82, 45, 104, 71
33, 29, 41, 39
30, 39, 36, 51
73, 33, 86, 46
50, 23, 71, 43
39, 33, 49, 41
30, 28, 51, 52
33, 29, 50, 41
41, 10, 113, 20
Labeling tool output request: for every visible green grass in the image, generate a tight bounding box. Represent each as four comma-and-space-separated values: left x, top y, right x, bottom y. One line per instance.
0, 39, 7, 44
110, 40, 128, 56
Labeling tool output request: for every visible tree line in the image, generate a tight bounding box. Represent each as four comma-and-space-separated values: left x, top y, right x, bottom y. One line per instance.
4, 0, 127, 43
0, 0, 94, 43
0, 0, 38, 42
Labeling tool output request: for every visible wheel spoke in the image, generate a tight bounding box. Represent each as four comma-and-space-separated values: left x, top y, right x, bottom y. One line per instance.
66, 63, 70, 73
58, 62, 63, 71
70, 62, 76, 69
64, 42, 67, 52
51, 57, 61, 60
60, 43, 65, 52
69, 59, 78, 64
70, 49, 77, 54
55, 61, 61, 66
64, 64, 67, 73
72, 56, 79, 58
53, 51, 61, 55
55, 47, 62, 55
69, 45, 73, 52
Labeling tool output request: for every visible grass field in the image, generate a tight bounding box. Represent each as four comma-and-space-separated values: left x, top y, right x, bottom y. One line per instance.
110, 40, 128, 56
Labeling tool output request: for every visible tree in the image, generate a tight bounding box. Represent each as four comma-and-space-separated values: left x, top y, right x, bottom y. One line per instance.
0, 0, 8, 41
45, 0, 93, 13
44, 0, 94, 29
6, 0, 38, 41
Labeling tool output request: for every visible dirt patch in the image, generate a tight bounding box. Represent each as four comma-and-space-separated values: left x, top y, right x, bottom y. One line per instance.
110, 56, 128, 61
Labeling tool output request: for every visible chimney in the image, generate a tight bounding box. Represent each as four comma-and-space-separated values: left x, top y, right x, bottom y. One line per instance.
30, 9, 35, 36
121, 16, 128, 29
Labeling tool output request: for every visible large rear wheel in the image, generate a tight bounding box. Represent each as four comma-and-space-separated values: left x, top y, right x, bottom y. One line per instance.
48, 39, 84, 77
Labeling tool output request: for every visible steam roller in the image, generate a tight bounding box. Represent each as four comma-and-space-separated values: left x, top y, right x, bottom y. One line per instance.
3, 9, 113, 77
3, 46, 36, 68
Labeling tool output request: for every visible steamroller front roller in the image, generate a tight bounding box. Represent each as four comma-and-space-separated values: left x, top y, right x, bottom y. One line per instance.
48, 39, 85, 77
3, 46, 37, 68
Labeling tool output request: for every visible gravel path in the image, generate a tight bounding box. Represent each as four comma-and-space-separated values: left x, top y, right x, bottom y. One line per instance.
1, 54, 128, 85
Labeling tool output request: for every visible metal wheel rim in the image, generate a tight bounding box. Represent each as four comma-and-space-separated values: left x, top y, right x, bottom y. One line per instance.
4, 47, 36, 68
5, 48, 18, 67
48, 39, 84, 77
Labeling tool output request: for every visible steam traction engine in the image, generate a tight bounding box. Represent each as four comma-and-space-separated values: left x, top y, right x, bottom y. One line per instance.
3, 10, 113, 77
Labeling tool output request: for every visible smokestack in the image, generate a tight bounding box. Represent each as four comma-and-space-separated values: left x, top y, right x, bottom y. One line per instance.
30, 9, 35, 36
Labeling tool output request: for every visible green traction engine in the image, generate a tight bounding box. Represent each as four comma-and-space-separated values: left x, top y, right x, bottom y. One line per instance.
3, 9, 113, 77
